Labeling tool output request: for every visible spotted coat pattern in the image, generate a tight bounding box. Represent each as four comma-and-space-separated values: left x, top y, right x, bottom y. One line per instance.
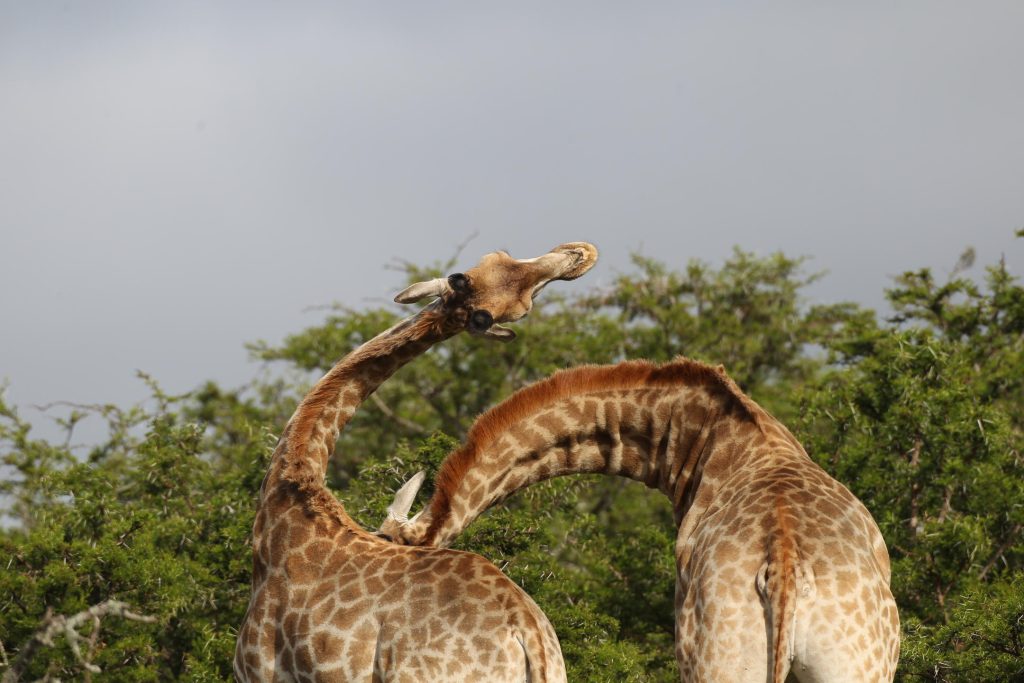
383, 359, 900, 682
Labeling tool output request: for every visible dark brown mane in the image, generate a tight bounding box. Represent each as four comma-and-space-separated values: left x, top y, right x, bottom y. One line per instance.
427, 357, 764, 536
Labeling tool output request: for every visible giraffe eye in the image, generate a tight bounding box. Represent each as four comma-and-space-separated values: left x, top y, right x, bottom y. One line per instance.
469, 310, 493, 332
374, 532, 394, 543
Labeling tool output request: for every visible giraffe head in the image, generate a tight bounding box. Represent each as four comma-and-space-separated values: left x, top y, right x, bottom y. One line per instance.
394, 241, 598, 341
379, 242, 597, 538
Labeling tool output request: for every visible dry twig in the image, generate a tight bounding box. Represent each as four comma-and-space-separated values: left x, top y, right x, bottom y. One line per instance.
1, 600, 157, 683
370, 393, 427, 435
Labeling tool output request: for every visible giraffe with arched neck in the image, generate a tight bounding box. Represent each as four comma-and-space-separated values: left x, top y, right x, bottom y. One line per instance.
234, 242, 597, 683
380, 358, 900, 682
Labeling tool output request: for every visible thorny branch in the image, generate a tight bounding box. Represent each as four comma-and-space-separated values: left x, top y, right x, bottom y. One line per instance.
1, 600, 157, 683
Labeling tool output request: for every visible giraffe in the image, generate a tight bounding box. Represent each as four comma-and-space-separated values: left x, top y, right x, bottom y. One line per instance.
379, 358, 901, 682
233, 242, 598, 683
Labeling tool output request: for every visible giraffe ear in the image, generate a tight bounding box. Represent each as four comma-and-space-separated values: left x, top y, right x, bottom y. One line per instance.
394, 279, 449, 304
386, 471, 426, 522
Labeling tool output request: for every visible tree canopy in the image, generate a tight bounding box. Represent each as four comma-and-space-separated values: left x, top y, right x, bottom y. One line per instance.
2, 239, 1022, 682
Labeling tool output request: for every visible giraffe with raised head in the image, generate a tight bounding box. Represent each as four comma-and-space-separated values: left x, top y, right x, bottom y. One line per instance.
234, 242, 598, 683
380, 358, 900, 682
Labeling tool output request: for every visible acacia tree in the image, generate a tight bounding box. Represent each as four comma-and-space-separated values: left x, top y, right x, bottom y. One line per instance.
797, 246, 1024, 681
2, 241, 1020, 681
0, 392, 263, 680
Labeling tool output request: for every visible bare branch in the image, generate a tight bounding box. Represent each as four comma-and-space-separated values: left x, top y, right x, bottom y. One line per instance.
937, 486, 953, 525
385, 231, 479, 276
82, 615, 101, 683
2, 600, 157, 683
907, 438, 923, 536
443, 231, 480, 272
978, 523, 1023, 582
369, 394, 427, 435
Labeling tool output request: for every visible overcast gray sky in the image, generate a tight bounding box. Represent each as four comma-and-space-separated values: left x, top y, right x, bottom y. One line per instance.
1, 1, 1022, 443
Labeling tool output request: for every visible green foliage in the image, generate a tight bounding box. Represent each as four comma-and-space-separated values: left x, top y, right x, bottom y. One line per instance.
797, 243, 1024, 681
0, 390, 268, 681
2, 240, 1022, 681
886, 252, 1024, 426
587, 248, 869, 419
899, 573, 1024, 681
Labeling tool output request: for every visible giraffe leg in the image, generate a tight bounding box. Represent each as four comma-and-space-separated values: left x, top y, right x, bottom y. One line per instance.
675, 574, 774, 683
786, 576, 900, 683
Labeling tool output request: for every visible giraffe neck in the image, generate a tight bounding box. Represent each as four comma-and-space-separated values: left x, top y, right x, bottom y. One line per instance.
261, 300, 464, 509
406, 359, 798, 547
